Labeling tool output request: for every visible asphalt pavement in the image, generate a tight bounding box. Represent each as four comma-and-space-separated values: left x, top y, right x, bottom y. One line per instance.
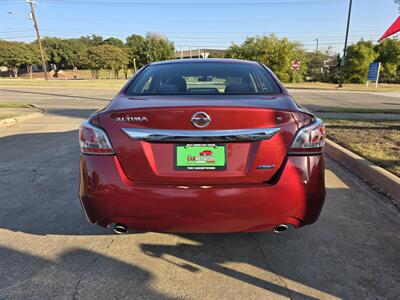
0, 87, 399, 300
289, 89, 400, 110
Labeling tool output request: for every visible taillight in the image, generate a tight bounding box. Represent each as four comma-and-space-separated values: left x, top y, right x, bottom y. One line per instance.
289, 118, 325, 155
79, 121, 114, 154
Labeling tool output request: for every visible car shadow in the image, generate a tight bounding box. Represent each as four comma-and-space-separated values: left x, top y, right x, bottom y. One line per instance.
136, 160, 400, 299
0, 246, 174, 299
0, 129, 107, 236
140, 232, 322, 300
1, 128, 400, 299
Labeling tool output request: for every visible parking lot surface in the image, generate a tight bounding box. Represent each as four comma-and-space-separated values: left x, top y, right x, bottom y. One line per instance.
0, 87, 399, 299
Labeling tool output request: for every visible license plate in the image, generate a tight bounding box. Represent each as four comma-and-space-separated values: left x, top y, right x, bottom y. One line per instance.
175, 144, 227, 171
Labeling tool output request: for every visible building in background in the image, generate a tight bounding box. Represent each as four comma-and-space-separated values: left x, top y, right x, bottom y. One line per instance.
175, 48, 226, 59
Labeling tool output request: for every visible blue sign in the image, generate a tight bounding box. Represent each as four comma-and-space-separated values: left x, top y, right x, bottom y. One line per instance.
368, 62, 381, 81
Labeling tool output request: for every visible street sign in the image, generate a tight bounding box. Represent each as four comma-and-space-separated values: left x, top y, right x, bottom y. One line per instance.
291, 60, 301, 70
368, 62, 381, 81
367, 62, 381, 88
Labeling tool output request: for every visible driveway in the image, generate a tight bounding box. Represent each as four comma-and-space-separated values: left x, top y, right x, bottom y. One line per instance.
0, 87, 399, 299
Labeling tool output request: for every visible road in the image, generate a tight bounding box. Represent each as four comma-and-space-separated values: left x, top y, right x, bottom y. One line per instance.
0, 87, 400, 300
289, 89, 400, 110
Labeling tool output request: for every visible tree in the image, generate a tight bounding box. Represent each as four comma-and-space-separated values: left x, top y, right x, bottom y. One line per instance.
0, 41, 28, 77
207, 49, 226, 58
24, 43, 41, 79
225, 35, 307, 82
375, 39, 400, 83
343, 40, 378, 83
108, 45, 129, 79
42, 37, 71, 70
103, 37, 124, 48
42, 37, 88, 71
144, 32, 175, 63
326, 54, 342, 84
85, 46, 103, 79
126, 33, 175, 68
123, 47, 133, 79
305, 49, 335, 82
80, 34, 104, 47
66, 38, 89, 71
85, 44, 128, 79
126, 34, 147, 68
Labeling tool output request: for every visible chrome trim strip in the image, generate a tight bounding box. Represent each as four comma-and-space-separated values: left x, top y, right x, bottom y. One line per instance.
121, 127, 280, 142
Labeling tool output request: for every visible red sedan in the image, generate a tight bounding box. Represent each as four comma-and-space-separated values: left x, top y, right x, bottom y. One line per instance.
79, 59, 326, 234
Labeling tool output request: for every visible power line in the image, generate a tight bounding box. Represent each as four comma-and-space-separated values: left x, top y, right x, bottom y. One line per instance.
0, 29, 33, 34
0, 35, 36, 39
39, 0, 393, 6
31, 30, 381, 40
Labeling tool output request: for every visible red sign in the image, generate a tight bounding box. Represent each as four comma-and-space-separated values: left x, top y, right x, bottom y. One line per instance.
291, 60, 301, 70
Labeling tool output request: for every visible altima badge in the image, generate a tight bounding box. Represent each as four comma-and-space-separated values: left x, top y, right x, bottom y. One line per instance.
115, 116, 148, 122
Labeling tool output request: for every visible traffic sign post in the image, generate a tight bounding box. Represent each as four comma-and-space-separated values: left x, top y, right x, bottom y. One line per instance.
291, 60, 301, 70
291, 60, 301, 83
366, 62, 381, 88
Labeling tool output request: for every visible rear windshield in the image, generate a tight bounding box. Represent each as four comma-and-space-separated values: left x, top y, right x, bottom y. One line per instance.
126, 62, 281, 96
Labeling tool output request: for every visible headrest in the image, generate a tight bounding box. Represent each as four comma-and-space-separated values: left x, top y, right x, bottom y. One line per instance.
167, 76, 187, 92
225, 83, 253, 94
158, 84, 180, 94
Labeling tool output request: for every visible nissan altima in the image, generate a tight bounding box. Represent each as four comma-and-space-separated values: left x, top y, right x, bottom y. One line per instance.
79, 59, 326, 234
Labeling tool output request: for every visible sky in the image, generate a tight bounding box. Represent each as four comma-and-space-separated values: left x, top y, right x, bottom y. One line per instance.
0, 0, 398, 54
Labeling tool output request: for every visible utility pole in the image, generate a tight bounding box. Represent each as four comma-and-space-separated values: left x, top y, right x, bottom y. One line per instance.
27, 0, 48, 80
339, 0, 352, 88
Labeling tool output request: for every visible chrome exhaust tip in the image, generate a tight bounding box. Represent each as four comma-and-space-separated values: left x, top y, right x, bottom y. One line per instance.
273, 224, 289, 234
114, 223, 128, 234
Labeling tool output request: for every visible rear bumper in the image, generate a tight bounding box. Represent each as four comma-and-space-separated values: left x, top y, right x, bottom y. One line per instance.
79, 155, 325, 233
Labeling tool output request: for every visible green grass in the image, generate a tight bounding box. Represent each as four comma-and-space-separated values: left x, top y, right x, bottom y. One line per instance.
2, 76, 400, 93
2, 74, 400, 92
0, 78, 127, 90
315, 107, 400, 114
0, 103, 31, 109
325, 119, 400, 177
0, 102, 34, 120
286, 82, 400, 92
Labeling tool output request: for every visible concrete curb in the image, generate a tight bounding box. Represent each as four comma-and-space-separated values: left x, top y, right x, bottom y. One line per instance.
0, 109, 43, 127
325, 139, 400, 203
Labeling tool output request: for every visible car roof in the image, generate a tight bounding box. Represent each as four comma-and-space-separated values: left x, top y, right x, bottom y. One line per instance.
149, 58, 260, 66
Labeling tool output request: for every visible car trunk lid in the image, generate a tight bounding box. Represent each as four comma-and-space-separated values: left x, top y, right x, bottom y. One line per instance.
98, 96, 311, 184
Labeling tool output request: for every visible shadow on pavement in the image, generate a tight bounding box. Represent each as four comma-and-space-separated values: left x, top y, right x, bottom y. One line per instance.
137, 160, 400, 299
0, 130, 106, 236
45, 108, 101, 119
0, 88, 112, 102
1, 127, 400, 299
140, 233, 322, 300
382, 102, 400, 106
0, 246, 172, 299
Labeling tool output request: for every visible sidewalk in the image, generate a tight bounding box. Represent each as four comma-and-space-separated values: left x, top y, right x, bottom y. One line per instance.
316, 112, 400, 120
0, 105, 43, 126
